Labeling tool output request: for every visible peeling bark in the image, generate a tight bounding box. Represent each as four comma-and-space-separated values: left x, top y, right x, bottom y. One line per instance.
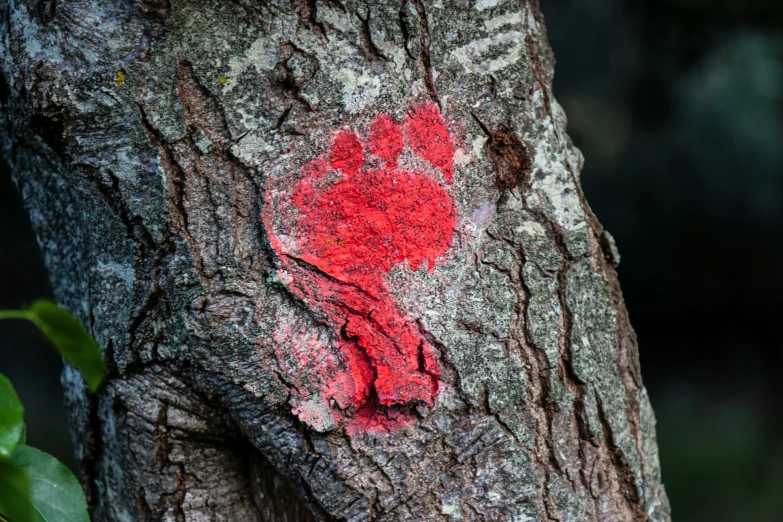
0, 0, 669, 520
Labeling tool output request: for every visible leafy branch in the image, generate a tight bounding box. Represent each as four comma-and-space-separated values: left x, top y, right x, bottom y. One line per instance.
0, 299, 104, 522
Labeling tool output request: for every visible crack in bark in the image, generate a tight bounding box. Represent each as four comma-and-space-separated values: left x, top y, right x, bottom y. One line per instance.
407, 0, 440, 106
356, 7, 388, 62
291, 0, 328, 40
595, 396, 646, 520
275, 105, 293, 129
480, 383, 520, 444
518, 258, 562, 521
81, 393, 103, 513
415, 320, 467, 402
138, 105, 194, 247
522, 0, 556, 116
397, 2, 416, 61
561, 147, 650, 507
249, 453, 320, 522
138, 0, 170, 23
482, 86, 650, 518
274, 42, 319, 113
284, 255, 441, 418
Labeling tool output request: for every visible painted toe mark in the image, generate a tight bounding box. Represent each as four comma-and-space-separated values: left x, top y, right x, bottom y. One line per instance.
265, 102, 461, 433
404, 102, 455, 182
369, 114, 404, 168
331, 131, 364, 176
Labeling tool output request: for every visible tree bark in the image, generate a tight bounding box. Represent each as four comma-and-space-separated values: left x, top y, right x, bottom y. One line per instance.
0, 0, 670, 520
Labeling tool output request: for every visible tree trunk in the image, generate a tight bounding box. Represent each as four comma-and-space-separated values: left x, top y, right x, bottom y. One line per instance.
0, 0, 670, 520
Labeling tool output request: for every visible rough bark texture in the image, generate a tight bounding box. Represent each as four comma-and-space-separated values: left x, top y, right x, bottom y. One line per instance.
0, 0, 670, 520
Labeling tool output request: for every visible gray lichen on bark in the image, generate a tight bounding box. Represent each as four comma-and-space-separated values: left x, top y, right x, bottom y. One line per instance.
0, 0, 670, 520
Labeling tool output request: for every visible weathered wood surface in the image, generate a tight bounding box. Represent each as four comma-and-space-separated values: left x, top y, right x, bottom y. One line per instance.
0, 0, 670, 520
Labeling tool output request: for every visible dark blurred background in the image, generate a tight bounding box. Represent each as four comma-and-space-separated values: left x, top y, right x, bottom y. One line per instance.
1, 1, 781, 520
544, 0, 783, 519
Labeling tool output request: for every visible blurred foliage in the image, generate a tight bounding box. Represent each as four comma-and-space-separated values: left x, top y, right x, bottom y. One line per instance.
656, 381, 783, 521
4, 445, 90, 522
0, 374, 23, 459
0, 165, 72, 470
19, 300, 106, 392
0, 300, 101, 522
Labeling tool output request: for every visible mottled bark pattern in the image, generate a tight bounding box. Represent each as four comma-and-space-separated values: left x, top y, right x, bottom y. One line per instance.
0, 0, 670, 520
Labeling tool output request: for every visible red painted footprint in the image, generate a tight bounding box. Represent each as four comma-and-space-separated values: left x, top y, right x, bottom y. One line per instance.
267, 102, 457, 430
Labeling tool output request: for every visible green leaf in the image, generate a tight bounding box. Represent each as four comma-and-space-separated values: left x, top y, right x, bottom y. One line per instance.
27, 300, 105, 392
8, 446, 90, 522
0, 459, 34, 522
0, 374, 24, 459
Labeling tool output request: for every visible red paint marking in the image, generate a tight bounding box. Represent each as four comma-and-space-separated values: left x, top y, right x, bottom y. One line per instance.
266, 103, 457, 432
368, 114, 404, 168
330, 130, 364, 176
404, 102, 455, 182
